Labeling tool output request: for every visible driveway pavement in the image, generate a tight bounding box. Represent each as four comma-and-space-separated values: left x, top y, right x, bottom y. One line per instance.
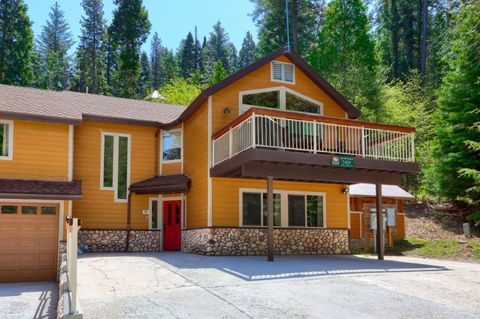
78, 253, 480, 319
0, 281, 58, 319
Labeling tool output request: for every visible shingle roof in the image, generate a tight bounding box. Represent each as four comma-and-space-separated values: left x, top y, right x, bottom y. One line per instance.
0, 179, 82, 199
349, 183, 414, 199
0, 84, 185, 126
129, 174, 191, 194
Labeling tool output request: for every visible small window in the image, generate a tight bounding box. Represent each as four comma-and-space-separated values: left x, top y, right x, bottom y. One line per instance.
0, 121, 13, 159
288, 195, 305, 227
100, 133, 130, 201
1, 205, 17, 214
272, 61, 295, 83
242, 91, 280, 109
22, 206, 37, 215
117, 136, 129, 200
41, 206, 57, 215
162, 130, 182, 161
151, 200, 159, 229
102, 135, 114, 188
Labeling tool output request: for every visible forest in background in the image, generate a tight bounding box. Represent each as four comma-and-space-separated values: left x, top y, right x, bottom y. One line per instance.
0, 0, 478, 223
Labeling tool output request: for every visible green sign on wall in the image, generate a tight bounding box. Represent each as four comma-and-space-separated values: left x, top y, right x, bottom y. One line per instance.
331, 155, 356, 168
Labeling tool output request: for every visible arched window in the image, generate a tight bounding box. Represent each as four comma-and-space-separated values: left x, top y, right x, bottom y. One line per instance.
239, 87, 323, 115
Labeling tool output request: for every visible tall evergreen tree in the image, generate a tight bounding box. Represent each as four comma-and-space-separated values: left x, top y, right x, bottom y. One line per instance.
138, 50, 151, 97
208, 60, 228, 85
308, 0, 382, 120
0, 0, 34, 86
104, 31, 118, 95
205, 21, 233, 73
150, 32, 167, 89
251, 0, 319, 56
109, 0, 151, 98
73, 0, 107, 94
426, 0, 480, 201
239, 31, 257, 68
193, 26, 202, 70
37, 2, 74, 90
179, 32, 196, 79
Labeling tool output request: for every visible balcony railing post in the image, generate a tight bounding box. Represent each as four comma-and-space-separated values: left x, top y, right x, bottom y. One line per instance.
252, 113, 256, 148
361, 126, 366, 158
411, 133, 415, 162
228, 127, 233, 158
313, 120, 317, 154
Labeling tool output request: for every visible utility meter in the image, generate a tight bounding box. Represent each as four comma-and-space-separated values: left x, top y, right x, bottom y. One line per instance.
370, 209, 387, 230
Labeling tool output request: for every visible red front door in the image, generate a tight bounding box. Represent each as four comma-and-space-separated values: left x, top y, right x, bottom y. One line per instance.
163, 200, 182, 251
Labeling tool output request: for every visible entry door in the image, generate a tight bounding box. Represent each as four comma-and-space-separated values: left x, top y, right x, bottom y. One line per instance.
163, 200, 182, 251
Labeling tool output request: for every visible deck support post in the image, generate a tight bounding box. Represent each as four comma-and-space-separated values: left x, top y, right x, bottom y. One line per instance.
267, 176, 274, 262
375, 183, 384, 260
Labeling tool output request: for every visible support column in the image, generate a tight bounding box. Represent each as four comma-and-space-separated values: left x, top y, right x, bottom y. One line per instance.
267, 176, 274, 262
376, 183, 384, 260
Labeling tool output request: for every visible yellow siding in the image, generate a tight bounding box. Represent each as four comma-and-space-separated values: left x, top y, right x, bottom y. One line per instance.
161, 162, 182, 175
0, 119, 69, 180
183, 102, 208, 228
211, 55, 347, 134
212, 178, 349, 228
72, 121, 156, 229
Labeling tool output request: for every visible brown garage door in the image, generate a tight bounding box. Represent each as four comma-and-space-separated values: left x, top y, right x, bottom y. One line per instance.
0, 202, 59, 283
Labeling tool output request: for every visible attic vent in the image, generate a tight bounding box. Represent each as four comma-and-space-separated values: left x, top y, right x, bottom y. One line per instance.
271, 61, 295, 83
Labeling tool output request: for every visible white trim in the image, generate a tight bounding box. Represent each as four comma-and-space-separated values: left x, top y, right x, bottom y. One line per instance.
239, 188, 327, 228
207, 96, 213, 227
100, 132, 131, 202
161, 128, 183, 163
271, 61, 296, 84
0, 119, 13, 160
181, 123, 184, 173
148, 197, 159, 230
239, 86, 323, 115
68, 125, 74, 181
159, 194, 163, 250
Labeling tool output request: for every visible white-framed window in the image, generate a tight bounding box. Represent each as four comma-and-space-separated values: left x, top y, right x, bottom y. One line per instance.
0, 120, 13, 160
240, 189, 326, 228
239, 86, 323, 115
271, 61, 295, 83
149, 198, 161, 230
100, 132, 131, 201
162, 129, 182, 162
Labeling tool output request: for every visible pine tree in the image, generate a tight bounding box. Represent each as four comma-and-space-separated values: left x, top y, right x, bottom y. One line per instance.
104, 31, 118, 95
150, 32, 164, 89
251, 0, 319, 56
0, 0, 34, 86
179, 32, 196, 79
208, 60, 228, 86
73, 0, 107, 94
308, 0, 382, 120
193, 26, 202, 70
426, 0, 480, 201
138, 51, 151, 97
110, 0, 151, 98
205, 21, 234, 74
239, 31, 257, 69
37, 2, 73, 90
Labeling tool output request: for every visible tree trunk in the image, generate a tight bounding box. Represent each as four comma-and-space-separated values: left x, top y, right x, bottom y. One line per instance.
419, 0, 428, 75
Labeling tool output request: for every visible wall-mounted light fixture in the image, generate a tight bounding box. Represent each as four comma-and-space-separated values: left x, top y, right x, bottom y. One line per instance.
342, 188, 349, 194
223, 107, 231, 114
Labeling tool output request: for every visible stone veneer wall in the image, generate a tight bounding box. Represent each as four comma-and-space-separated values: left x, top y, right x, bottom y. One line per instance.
78, 229, 161, 252
182, 227, 349, 256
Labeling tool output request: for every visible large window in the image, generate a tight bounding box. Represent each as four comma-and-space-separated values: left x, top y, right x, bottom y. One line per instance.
162, 130, 182, 162
242, 192, 281, 226
240, 87, 323, 115
101, 133, 130, 201
288, 194, 324, 227
0, 120, 13, 160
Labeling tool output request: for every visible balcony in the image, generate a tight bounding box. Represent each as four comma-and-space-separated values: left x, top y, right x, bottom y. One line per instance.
211, 107, 418, 185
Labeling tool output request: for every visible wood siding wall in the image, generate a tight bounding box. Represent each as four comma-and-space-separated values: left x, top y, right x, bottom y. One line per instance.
0, 119, 69, 180
212, 178, 349, 228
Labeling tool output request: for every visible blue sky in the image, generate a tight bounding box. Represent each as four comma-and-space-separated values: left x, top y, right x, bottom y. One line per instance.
24, 0, 258, 53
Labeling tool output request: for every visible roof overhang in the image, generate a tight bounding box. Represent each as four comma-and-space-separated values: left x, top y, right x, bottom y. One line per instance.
0, 179, 82, 200
210, 149, 419, 185
129, 174, 191, 195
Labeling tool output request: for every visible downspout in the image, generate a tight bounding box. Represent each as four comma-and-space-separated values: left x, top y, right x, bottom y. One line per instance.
125, 192, 132, 252
154, 127, 161, 176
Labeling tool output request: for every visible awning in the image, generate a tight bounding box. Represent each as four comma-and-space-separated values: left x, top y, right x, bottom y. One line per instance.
0, 179, 82, 200
349, 183, 414, 199
129, 174, 191, 195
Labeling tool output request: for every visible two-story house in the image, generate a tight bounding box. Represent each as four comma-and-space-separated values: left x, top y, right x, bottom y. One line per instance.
0, 47, 418, 282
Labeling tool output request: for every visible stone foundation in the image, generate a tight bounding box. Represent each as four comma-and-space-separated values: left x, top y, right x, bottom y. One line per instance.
78, 229, 161, 252
182, 227, 349, 256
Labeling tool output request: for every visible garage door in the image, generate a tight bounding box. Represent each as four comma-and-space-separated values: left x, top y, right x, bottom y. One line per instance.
0, 202, 59, 283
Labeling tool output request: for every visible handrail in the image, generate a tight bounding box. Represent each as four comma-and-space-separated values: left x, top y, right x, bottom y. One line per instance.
212, 107, 415, 139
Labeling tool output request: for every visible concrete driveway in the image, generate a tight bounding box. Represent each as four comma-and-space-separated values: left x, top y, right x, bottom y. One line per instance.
0, 281, 58, 319
78, 253, 480, 319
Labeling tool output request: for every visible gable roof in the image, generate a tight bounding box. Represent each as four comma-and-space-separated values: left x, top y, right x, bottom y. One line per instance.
349, 183, 414, 200
0, 84, 185, 126
172, 47, 361, 126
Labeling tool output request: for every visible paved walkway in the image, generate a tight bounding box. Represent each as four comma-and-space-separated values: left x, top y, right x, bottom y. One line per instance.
77, 253, 480, 319
0, 281, 58, 319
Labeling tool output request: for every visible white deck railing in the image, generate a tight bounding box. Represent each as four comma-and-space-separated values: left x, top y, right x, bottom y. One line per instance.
213, 112, 415, 166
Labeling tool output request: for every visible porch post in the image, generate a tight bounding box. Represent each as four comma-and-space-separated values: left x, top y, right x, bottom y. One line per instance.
267, 176, 274, 262
375, 183, 384, 260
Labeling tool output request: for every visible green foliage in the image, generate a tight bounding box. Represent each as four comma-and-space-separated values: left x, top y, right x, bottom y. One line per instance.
138, 51, 151, 97
239, 31, 257, 69
153, 78, 201, 106
179, 32, 196, 79
0, 0, 34, 86
209, 60, 228, 86
467, 211, 480, 228
37, 2, 73, 90
426, 0, 480, 201
72, 0, 108, 94
203, 21, 237, 76
308, 0, 382, 121
110, 0, 151, 98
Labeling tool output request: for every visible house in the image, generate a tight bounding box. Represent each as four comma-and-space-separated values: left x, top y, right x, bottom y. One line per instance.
349, 183, 414, 249
0, 47, 418, 282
